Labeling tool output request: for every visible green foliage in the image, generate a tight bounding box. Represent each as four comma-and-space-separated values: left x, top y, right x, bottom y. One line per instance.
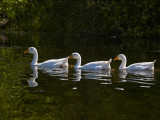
0, 0, 160, 38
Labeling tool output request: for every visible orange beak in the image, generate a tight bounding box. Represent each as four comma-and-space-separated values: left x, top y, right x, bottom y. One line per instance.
24, 48, 29, 54
114, 56, 119, 61
68, 54, 73, 59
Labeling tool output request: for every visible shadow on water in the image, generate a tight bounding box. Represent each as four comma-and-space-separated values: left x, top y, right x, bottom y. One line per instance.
1, 32, 160, 120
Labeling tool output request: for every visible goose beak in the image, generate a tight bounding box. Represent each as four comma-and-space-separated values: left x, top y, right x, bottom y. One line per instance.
24, 48, 29, 53
114, 56, 119, 61
68, 54, 73, 59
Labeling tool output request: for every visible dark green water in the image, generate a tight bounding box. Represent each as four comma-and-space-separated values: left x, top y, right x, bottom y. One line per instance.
0, 33, 160, 120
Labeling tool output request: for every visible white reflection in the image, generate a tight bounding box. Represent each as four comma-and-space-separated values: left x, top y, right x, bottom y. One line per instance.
72, 69, 81, 81
27, 66, 38, 87
127, 70, 154, 77
71, 69, 82, 90
40, 67, 69, 80
118, 69, 155, 86
119, 70, 128, 79
115, 87, 124, 91
82, 69, 111, 81
119, 70, 154, 78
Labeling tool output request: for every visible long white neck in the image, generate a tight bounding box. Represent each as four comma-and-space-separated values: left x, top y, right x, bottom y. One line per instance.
119, 57, 127, 70
31, 52, 38, 66
75, 57, 81, 69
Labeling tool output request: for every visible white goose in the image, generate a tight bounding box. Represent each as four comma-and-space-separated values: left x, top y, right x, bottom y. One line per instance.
24, 47, 68, 68
114, 54, 156, 71
69, 52, 112, 70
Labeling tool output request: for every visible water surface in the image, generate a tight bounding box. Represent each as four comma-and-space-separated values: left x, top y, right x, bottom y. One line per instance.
0, 33, 160, 120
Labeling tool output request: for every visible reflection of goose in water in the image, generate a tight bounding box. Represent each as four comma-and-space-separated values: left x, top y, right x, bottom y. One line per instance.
119, 70, 128, 79
119, 70, 154, 79
40, 67, 69, 80
72, 69, 81, 81
81, 69, 111, 83
71, 69, 82, 90
27, 66, 38, 87
118, 70, 155, 87
127, 70, 154, 77
70, 69, 111, 82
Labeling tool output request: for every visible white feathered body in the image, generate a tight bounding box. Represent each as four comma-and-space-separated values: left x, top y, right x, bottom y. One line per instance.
79, 59, 112, 70
126, 61, 156, 71
37, 57, 68, 68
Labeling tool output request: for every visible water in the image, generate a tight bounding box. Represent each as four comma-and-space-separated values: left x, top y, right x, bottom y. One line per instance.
0, 33, 160, 120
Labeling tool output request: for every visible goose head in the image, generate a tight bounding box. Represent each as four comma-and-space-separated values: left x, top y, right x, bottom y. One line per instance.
68, 52, 81, 68
24, 47, 38, 66
114, 54, 127, 70
114, 54, 126, 61
69, 52, 81, 59
24, 47, 37, 54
